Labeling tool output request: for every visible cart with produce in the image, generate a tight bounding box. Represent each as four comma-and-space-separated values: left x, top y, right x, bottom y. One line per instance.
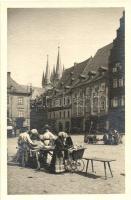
65, 147, 86, 172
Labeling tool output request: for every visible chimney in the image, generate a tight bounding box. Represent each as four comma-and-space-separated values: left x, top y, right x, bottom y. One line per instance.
7, 72, 11, 76
74, 62, 77, 67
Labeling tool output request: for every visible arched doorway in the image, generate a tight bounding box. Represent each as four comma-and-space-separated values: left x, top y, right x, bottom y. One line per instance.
58, 122, 63, 131
65, 121, 70, 133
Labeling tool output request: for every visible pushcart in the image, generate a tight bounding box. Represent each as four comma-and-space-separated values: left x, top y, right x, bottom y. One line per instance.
65, 147, 86, 172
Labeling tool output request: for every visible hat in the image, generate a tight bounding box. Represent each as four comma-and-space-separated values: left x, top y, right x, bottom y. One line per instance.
44, 124, 50, 129
31, 129, 38, 135
58, 132, 68, 138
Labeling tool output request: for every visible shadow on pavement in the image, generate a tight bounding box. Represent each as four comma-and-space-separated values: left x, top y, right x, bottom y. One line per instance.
76, 171, 101, 179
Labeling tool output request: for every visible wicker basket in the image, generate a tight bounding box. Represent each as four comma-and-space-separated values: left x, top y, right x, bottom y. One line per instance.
72, 148, 85, 160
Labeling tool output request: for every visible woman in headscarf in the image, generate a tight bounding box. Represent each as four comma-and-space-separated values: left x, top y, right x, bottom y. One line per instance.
50, 132, 67, 174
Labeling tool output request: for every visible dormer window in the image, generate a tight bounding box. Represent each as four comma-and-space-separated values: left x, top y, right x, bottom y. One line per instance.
65, 86, 70, 89
98, 66, 107, 75
79, 74, 86, 80
88, 71, 96, 79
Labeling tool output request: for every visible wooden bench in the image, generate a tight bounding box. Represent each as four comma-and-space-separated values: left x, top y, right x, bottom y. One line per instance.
83, 157, 116, 179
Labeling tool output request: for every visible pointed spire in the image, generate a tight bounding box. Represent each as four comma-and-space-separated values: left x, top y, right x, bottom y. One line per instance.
56, 46, 62, 80
44, 54, 50, 85
42, 71, 45, 88
53, 64, 56, 75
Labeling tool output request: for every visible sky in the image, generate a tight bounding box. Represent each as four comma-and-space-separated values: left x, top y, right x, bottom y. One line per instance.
8, 8, 124, 87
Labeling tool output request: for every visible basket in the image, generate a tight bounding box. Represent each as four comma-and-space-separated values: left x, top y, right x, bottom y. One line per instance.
71, 148, 85, 160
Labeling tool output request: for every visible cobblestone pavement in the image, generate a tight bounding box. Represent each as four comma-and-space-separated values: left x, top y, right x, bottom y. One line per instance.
7, 135, 125, 194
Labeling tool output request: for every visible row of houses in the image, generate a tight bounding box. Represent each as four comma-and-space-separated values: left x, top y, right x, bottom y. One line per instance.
7, 12, 125, 134
42, 12, 125, 133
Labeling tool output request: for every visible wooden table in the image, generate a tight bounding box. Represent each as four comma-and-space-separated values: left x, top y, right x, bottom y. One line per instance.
83, 157, 116, 179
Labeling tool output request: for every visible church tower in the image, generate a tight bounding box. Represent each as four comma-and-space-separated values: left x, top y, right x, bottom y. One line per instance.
42, 55, 52, 90
55, 46, 62, 80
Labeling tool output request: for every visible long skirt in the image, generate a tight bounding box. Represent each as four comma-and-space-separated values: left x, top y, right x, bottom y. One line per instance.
50, 151, 65, 173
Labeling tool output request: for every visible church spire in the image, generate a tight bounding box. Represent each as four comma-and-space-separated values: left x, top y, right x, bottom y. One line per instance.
42, 71, 45, 88
55, 46, 62, 80
44, 54, 50, 85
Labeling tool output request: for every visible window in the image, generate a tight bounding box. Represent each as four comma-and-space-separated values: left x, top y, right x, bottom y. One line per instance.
63, 111, 65, 118
7, 95, 9, 104
100, 96, 106, 110
119, 78, 124, 87
18, 110, 24, 117
93, 96, 98, 112
120, 95, 125, 106
116, 63, 122, 70
111, 97, 118, 107
60, 99, 61, 106
18, 97, 23, 105
67, 98, 70, 105
100, 83, 105, 91
63, 98, 65, 105
112, 67, 117, 73
67, 110, 70, 118
113, 79, 118, 88
59, 111, 61, 119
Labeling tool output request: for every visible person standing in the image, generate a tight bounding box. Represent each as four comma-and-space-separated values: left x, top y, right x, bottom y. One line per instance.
39, 125, 56, 165
17, 125, 36, 166
50, 132, 67, 174
39, 125, 56, 147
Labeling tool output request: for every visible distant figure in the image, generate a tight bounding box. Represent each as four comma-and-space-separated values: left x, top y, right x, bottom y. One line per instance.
103, 132, 109, 145
108, 129, 113, 145
113, 129, 120, 145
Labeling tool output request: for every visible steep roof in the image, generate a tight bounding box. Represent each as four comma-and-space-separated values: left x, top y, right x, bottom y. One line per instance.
72, 43, 113, 88
56, 58, 91, 90
7, 72, 31, 95
82, 43, 113, 76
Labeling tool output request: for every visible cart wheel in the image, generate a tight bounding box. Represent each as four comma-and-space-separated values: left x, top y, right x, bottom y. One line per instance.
70, 161, 77, 172
76, 159, 85, 172
65, 161, 72, 172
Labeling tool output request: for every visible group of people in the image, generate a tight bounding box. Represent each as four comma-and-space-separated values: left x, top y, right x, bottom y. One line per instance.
16, 124, 74, 174
103, 129, 122, 145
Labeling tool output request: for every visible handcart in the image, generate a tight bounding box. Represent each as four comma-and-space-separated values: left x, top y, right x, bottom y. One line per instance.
65, 147, 86, 172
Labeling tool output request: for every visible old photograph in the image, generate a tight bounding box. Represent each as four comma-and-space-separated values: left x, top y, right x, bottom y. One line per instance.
7, 7, 125, 194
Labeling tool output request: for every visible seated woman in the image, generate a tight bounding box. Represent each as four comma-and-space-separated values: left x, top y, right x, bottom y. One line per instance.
27, 129, 45, 169
50, 132, 67, 174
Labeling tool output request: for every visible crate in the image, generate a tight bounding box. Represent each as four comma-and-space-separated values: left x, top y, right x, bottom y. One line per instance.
72, 148, 85, 160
